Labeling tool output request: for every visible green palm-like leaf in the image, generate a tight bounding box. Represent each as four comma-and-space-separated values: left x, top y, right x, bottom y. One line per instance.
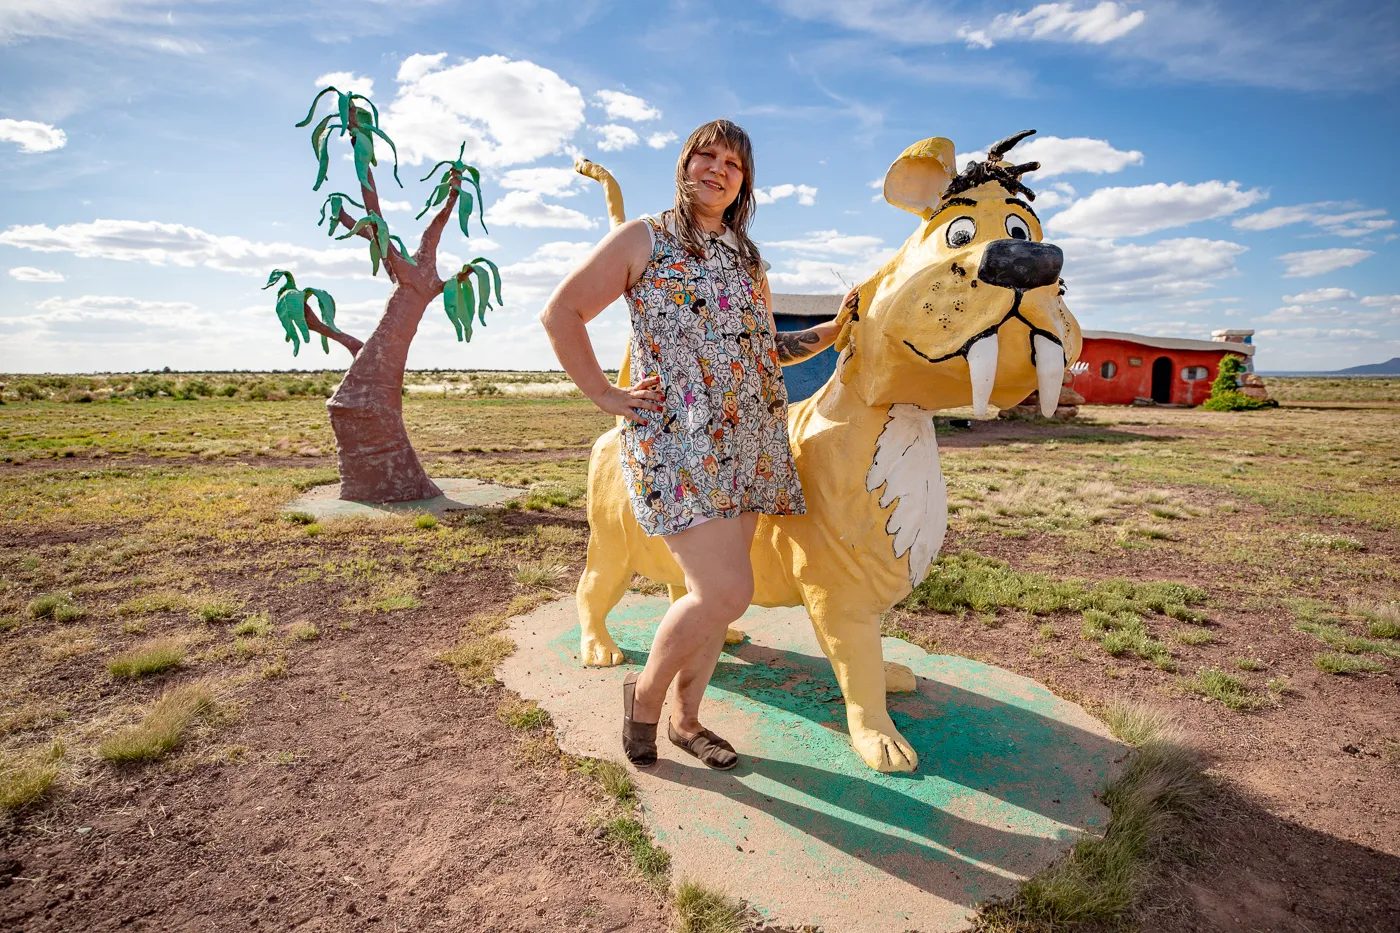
456, 273, 477, 340
296, 87, 338, 127
263, 269, 296, 292
303, 287, 337, 353
469, 257, 504, 306
337, 91, 351, 135
441, 281, 465, 341
416, 177, 453, 219
351, 132, 375, 191
459, 165, 487, 233
310, 114, 337, 157
368, 237, 381, 277
334, 216, 375, 241
387, 234, 417, 265
274, 288, 310, 356
364, 124, 402, 187
468, 264, 494, 326
347, 94, 379, 127
313, 136, 333, 191
456, 189, 475, 238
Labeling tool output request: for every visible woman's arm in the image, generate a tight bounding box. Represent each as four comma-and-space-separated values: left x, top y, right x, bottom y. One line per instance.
768, 283, 854, 366
539, 220, 663, 424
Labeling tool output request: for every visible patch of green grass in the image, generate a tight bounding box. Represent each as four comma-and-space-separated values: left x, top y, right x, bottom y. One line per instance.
673, 880, 745, 933
514, 482, 587, 511
1038, 623, 1058, 641
116, 591, 190, 616
1172, 627, 1214, 646
1354, 600, 1400, 640
99, 681, 215, 763
977, 702, 1209, 930
1147, 504, 1187, 520
1314, 652, 1385, 675
0, 747, 61, 811
602, 816, 671, 887
27, 592, 83, 622
1184, 668, 1259, 710
1082, 609, 1171, 665
192, 598, 240, 623
497, 698, 551, 731
1297, 532, 1364, 551
440, 633, 515, 686
0, 615, 20, 634
1233, 657, 1266, 672
414, 513, 439, 530
304, 523, 322, 537
232, 612, 272, 637
289, 621, 320, 641
284, 510, 317, 525
1295, 620, 1400, 658
260, 655, 289, 679
575, 758, 636, 805
903, 551, 1206, 619
373, 594, 420, 612
107, 637, 187, 679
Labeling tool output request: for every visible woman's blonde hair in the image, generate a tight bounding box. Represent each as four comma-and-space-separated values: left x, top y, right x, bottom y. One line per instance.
665, 119, 764, 282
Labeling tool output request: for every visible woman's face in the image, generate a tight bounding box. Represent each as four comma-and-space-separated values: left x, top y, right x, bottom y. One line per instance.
686, 140, 744, 217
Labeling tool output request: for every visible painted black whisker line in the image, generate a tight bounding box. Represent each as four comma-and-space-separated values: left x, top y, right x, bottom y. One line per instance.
903, 289, 1064, 368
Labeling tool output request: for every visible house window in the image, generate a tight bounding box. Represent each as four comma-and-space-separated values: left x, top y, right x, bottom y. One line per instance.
1127, 356, 1142, 367
1181, 366, 1209, 381
1100, 361, 1118, 378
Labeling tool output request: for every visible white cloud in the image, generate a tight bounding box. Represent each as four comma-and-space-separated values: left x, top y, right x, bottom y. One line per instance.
594, 90, 661, 122
6, 295, 204, 340
8, 266, 64, 282
961, 137, 1141, 181
1255, 327, 1381, 341
499, 166, 584, 197
0, 218, 372, 278
377, 199, 413, 213
313, 71, 374, 99
383, 54, 586, 167
1058, 236, 1248, 307
1281, 287, 1357, 303
0, 118, 67, 153
499, 240, 594, 304
594, 124, 640, 152
761, 229, 894, 293
1034, 183, 1078, 210
1232, 201, 1394, 238
1049, 180, 1266, 237
1360, 294, 1400, 314
647, 131, 679, 149
958, 2, 1146, 49
1277, 248, 1373, 278
755, 184, 818, 207
482, 191, 596, 230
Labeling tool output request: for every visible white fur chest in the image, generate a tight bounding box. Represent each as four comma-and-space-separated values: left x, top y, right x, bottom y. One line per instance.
864, 404, 949, 589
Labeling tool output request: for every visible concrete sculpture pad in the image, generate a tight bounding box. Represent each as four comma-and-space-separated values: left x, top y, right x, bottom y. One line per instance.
498, 596, 1124, 933
284, 477, 520, 520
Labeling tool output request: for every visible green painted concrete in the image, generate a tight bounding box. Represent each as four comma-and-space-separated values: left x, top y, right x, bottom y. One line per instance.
283, 477, 520, 520
500, 596, 1123, 933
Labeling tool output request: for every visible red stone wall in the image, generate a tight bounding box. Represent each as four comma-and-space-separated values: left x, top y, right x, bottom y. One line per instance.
1070, 338, 1246, 406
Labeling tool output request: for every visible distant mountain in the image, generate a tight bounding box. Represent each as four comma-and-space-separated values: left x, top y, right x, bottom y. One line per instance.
1333, 357, 1400, 375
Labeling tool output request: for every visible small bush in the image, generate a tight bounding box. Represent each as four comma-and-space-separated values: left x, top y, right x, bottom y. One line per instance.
99, 682, 215, 762
576, 758, 636, 805
193, 599, 240, 623
440, 633, 513, 686
414, 513, 439, 530
289, 621, 320, 641
284, 511, 317, 525
673, 880, 745, 933
232, 613, 272, 637
27, 592, 83, 622
108, 637, 187, 679
1354, 600, 1400, 640
1233, 657, 1266, 672
117, 591, 190, 616
515, 560, 568, 589
1314, 653, 1385, 675
0, 615, 21, 634
0, 750, 60, 811
1184, 668, 1258, 710
1202, 356, 1276, 411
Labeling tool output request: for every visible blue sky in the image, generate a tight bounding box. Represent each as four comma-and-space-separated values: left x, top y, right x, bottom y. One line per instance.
1, 0, 1397, 374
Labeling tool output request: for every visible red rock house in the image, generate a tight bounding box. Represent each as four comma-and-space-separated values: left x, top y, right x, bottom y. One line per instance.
1071, 330, 1255, 406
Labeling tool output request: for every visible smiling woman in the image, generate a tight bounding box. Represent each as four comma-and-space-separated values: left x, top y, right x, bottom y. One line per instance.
539, 119, 841, 772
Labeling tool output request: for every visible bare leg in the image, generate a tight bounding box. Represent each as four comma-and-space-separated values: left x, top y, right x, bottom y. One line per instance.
631, 514, 756, 736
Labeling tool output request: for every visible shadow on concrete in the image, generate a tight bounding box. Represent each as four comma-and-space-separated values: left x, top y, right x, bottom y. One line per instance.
622, 636, 1126, 908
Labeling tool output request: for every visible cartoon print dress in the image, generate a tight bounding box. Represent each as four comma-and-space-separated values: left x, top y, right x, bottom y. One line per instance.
619, 215, 807, 537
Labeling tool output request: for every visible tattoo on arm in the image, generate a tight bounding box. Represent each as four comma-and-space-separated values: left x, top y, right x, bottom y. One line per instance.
775, 328, 823, 364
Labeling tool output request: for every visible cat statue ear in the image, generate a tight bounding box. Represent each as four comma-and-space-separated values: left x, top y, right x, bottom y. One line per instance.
883, 137, 957, 216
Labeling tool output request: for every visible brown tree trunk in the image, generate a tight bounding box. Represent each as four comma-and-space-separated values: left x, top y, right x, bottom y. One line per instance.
327, 284, 441, 502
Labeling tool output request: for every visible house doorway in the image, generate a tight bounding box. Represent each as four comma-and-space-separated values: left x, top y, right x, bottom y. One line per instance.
1151, 357, 1174, 403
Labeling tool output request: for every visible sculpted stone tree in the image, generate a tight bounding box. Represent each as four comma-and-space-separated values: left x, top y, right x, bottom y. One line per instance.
266, 87, 503, 502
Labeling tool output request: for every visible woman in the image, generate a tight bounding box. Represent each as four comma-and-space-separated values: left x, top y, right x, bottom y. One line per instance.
539, 120, 841, 770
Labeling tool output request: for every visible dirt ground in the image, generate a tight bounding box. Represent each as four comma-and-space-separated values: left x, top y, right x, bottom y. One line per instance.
2, 391, 1399, 931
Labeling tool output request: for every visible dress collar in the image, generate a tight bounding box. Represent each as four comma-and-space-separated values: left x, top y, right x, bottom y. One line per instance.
656, 213, 740, 255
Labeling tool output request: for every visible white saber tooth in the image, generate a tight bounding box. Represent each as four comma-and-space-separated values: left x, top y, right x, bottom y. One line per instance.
966, 333, 999, 418
1034, 334, 1065, 418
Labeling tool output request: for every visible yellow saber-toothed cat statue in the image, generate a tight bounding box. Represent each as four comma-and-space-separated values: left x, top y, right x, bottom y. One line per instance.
573, 131, 1082, 772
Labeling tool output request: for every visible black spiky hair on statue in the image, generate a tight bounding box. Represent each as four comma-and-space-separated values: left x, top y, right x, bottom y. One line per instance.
942, 129, 1040, 201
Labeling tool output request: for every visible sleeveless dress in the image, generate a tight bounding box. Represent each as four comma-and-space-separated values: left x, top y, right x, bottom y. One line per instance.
619, 215, 807, 537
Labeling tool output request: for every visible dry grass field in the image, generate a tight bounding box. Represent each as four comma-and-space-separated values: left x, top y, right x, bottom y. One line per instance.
1, 373, 1397, 932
